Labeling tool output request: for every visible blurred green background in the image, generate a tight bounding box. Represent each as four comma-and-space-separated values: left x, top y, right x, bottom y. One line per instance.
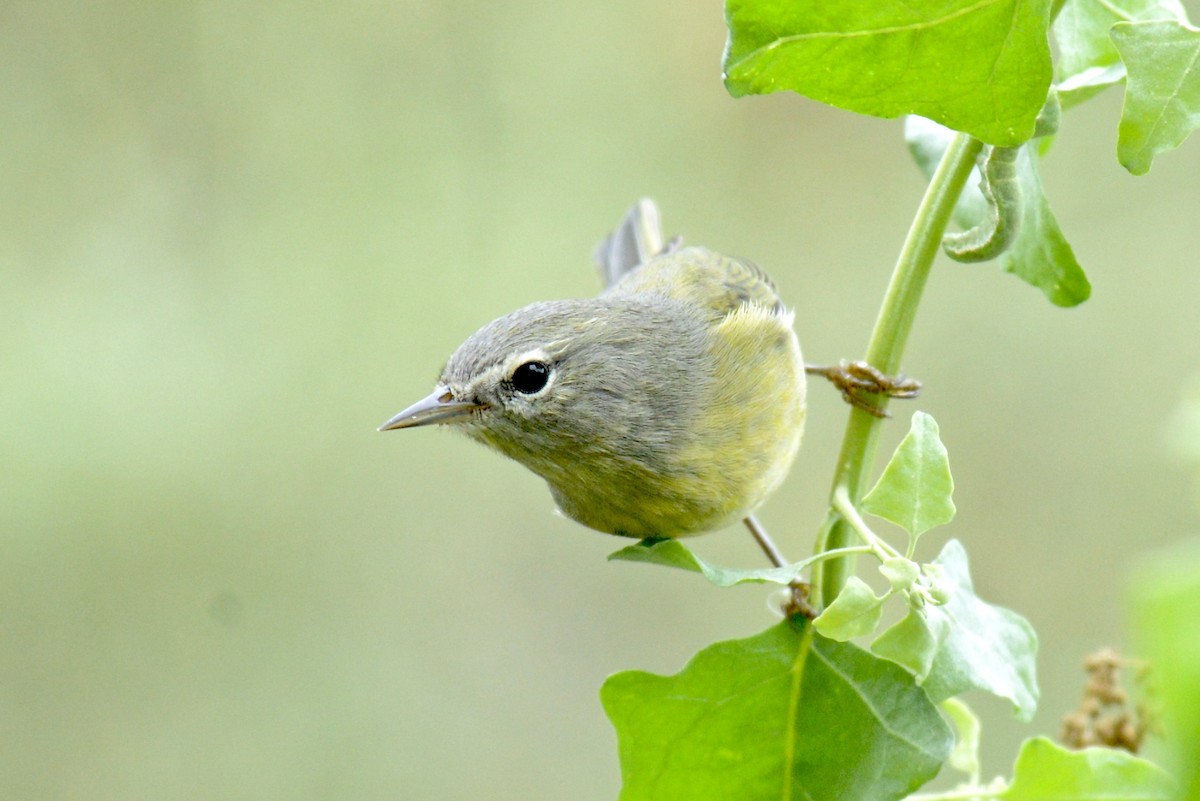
4, 2, 1200, 799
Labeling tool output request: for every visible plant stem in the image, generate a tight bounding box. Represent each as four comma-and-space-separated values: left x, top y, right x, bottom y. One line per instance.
813, 131, 983, 609
831, 486, 904, 562
794, 544, 876, 569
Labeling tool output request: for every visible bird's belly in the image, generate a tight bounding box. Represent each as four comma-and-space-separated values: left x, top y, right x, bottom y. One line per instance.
547, 474, 743, 539
544, 404, 804, 539
537, 303, 806, 540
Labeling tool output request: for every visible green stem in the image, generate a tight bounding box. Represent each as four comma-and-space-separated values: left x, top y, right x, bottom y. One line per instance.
793, 544, 876, 570
831, 486, 903, 562
813, 132, 983, 609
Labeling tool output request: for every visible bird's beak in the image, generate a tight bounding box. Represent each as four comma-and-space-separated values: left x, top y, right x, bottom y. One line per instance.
378, 387, 488, 431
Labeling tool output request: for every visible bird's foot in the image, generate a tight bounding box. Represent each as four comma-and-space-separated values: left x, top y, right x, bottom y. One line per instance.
806, 360, 922, 418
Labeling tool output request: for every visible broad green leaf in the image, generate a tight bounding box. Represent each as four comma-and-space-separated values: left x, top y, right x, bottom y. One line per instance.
812, 576, 885, 640
607, 538, 807, 586
1000, 736, 1176, 801
1054, 0, 1188, 82
872, 540, 1040, 720
906, 116, 1091, 306
1112, 19, 1200, 175
723, 0, 1053, 146
920, 540, 1039, 718
941, 698, 982, 778
863, 411, 956, 539
602, 621, 953, 801
1130, 538, 1200, 801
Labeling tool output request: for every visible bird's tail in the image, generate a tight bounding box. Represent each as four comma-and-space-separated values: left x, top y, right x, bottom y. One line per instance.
592, 198, 681, 289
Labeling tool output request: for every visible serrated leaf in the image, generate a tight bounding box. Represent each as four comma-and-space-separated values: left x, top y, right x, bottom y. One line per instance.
941, 698, 982, 778
1054, 0, 1187, 82
1112, 19, 1200, 175
905, 116, 1091, 306
607, 538, 807, 587
863, 411, 956, 539
722, 0, 1053, 146
1129, 538, 1200, 801
812, 576, 885, 641
1000, 736, 1176, 801
914, 540, 1040, 720
602, 621, 953, 801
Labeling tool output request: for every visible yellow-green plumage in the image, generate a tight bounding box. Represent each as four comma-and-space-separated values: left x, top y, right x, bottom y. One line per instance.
381, 200, 806, 539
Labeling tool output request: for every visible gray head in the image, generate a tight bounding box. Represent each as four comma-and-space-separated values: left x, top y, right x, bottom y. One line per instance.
379, 294, 712, 482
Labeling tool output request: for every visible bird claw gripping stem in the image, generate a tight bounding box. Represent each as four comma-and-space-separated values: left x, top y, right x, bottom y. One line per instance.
806, 360, 922, 418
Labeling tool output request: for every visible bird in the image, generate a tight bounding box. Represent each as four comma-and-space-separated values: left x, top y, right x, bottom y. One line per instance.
380, 200, 913, 544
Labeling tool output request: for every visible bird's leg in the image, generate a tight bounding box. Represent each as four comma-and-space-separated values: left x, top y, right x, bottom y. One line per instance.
744, 513, 788, 567
743, 515, 816, 619
805, 360, 922, 418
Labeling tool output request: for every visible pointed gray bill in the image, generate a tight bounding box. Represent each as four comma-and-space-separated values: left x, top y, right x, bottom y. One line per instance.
378, 387, 487, 431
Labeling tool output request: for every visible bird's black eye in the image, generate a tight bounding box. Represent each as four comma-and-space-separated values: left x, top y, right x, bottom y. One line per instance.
510, 361, 551, 394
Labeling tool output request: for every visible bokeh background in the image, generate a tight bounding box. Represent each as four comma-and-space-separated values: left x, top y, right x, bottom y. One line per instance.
4, 3, 1200, 799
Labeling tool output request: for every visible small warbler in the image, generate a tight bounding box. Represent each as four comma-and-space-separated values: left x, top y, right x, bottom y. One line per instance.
381, 201, 913, 542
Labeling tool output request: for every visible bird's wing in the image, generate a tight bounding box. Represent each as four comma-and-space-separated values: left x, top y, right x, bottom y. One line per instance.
596, 200, 784, 319
609, 246, 785, 320
702, 252, 785, 316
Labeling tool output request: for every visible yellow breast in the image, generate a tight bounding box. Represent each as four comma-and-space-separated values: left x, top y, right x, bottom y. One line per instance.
554, 247, 807, 537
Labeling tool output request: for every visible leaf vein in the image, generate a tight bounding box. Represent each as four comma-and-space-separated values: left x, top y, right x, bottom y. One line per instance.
810, 642, 945, 760
728, 0, 1002, 73
1139, 31, 1200, 156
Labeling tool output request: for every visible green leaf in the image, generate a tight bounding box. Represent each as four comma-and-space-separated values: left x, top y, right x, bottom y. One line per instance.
940, 698, 982, 778
872, 539, 1040, 720
872, 603, 943, 678
602, 621, 953, 801
1129, 538, 1200, 801
998, 146, 1092, 305
906, 116, 1092, 306
812, 576, 885, 641
607, 538, 807, 586
880, 556, 921, 592
862, 411, 956, 539
722, 0, 1053, 146
1054, 0, 1187, 82
920, 540, 1039, 717
1057, 62, 1126, 110
1000, 736, 1176, 801
1112, 19, 1200, 175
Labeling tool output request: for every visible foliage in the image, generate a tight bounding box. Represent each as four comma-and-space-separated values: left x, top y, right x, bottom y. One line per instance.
722, 0, 1053, 146
1131, 539, 1200, 801
1000, 737, 1175, 801
602, 622, 952, 801
601, 1, 1200, 799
